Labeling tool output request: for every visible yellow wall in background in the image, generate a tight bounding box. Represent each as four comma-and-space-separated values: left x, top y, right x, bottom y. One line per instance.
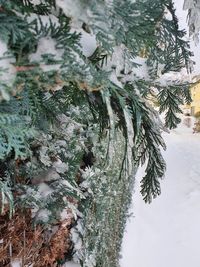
190, 81, 200, 115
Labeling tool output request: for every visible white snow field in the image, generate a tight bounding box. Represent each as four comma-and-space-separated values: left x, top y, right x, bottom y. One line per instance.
121, 119, 200, 267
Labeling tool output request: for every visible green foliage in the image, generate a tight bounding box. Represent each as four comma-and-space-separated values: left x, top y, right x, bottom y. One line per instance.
0, 113, 34, 159
0, 0, 193, 266
77, 131, 135, 267
146, 2, 193, 77
0, 11, 29, 44
158, 83, 191, 129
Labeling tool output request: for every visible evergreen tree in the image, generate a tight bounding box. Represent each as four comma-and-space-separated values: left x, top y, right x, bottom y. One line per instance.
0, 0, 192, 266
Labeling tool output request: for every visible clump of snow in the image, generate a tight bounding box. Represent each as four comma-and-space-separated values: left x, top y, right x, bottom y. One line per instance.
105, 51, 150, 86
53, 159, 68, 174
0, 40, 16, 100
79, 29, 97, 57
60, 208, 73, 221
0, 41, 15, 77
63, 261, 80, 267
56, 0, 88, 27
27, 13, 59, 26
37, 182, 54, 198
109, 72, 123, 88
155, 70, 191, 86
29, 37, 63, 69
30, 0, 42, 5
131, 56, 149, 79
105, 45, 131, 77
71, 227, 82, 251
11, 260, 22, 267
35, 208, 51, 222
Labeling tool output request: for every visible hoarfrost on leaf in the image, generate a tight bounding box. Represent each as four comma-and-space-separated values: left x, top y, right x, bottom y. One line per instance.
53, 159, 68, 174
56, 0, 88, 27
63, 261, 80, 267
35, 208, 51, 222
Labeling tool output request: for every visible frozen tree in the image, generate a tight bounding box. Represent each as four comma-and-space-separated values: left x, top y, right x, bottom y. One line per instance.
0, 0, 192, 266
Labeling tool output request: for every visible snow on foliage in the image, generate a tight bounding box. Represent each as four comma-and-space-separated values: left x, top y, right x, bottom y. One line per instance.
10, 260, 22, 267
56, 0, 88, 27
184, 0, 200, 42
0, 41, 16, 100
79, 30, 97, 57
64, 261, 80, 267
29, 37, 63, 63
0, 1, 194, 267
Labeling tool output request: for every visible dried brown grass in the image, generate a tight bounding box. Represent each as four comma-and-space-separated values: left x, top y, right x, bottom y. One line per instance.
0, 208, 72, 267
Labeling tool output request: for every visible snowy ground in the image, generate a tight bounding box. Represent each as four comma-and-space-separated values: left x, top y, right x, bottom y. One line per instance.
121, 119, 200, 267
